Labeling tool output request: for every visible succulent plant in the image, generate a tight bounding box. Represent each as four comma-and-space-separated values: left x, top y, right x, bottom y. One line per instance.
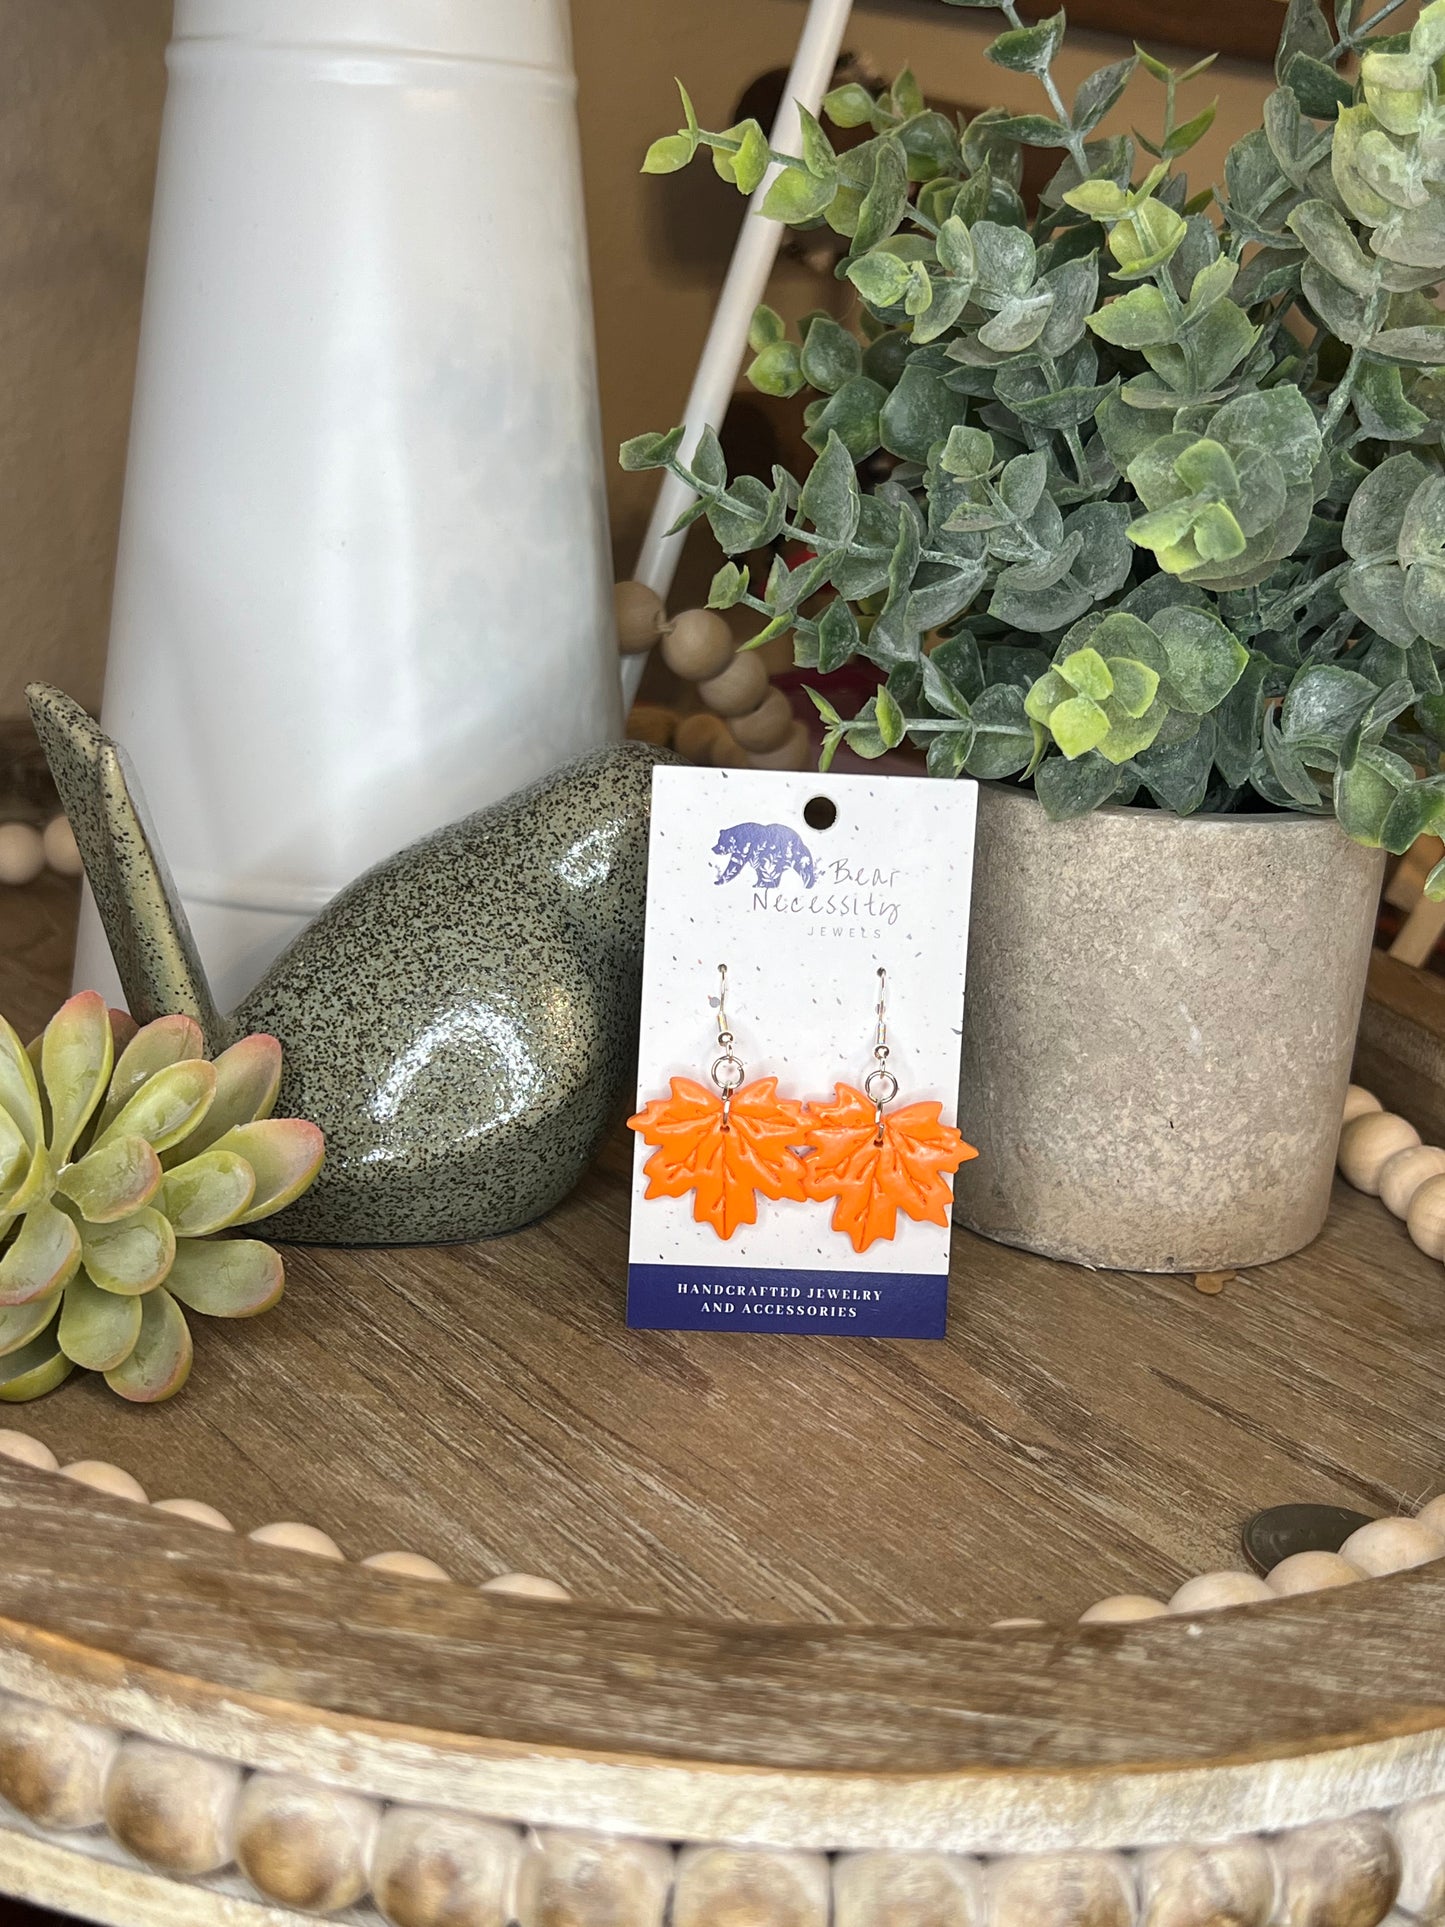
0, 992, 324, 1403
625, 0, 1445, 892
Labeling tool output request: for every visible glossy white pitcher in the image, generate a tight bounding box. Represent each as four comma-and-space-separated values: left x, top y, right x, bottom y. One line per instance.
76, 0, 620, 1013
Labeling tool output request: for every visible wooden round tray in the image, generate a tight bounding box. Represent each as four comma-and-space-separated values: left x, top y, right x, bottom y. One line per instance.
2, 876, 1443, 1927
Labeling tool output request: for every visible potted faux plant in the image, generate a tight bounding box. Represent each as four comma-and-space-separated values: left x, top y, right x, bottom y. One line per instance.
622, 0, 1445, 1271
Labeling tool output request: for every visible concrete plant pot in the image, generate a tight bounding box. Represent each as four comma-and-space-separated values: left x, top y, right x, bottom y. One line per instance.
953, 784, 1385, 1272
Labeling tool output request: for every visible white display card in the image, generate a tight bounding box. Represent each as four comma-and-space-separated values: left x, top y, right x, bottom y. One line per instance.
627, 765, 978, 1338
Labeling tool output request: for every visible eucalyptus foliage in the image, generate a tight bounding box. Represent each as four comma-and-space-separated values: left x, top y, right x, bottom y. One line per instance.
622, 0, 1445, 887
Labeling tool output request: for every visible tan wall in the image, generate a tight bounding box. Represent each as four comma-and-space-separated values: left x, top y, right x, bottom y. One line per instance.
0, 0, 1273, 718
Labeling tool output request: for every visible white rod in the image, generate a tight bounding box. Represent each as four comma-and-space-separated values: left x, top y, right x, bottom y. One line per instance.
624, 0, 855, 702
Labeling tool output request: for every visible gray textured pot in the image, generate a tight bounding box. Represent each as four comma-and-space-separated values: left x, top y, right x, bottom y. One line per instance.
953, 785, 1384, 1272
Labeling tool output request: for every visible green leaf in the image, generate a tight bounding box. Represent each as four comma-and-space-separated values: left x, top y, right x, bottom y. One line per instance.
159, 1149, 257, 1237
1335, 743, 1413, 843
642, 133, 695, 176
978, 290, 1055, 352
104, 1287, 192, 1403
1107, 657, 1162, 718
972, 221, 1037, 296
1088, 284, 1175, 348
58, 1272, 142, 1372
714, 119, 770, 194
845, 250, 915, 309
799, 432, 862, 546
747, 304, 786, 353
1344, 452, 1431, 555
208, 1120, 326, 1225
762, 163, 838, 225
963, 683, 1036, 778
1130, 717, 1216, 813
879, 362, 970, 463
797, 105, 837, 177
875, 685, 907, 750
1049, 694, 1112, 758
56, 1135, 162, 1225
79, 1206, 175, 1295
1073, 57, 1138, 134
95, 1058, 217, 1156
852, 137, 910, 254
0, 1199, 80, 1308
708, 562, 749, 610
816, 597, 861, 673
1165, 100, 1217, 157
805, 375, 888, 462
1286, 199, 1379, 296
1152, 607, 1249, 713
746, 340, 806, 398
0, 1318, 72, 1403
1035, 750, 1119, 817
800, 317, 862, 394
824, 82, 878, 129
1058, 647, 1114, 701
166, 1240, 285, 1320
40, 991, 113, 1165
987, 10, 1065, 72
619, 427, 685, 472
1110, 199, 1187, 277
1369, 328, 1445, 367
0, 1294, 63, 1364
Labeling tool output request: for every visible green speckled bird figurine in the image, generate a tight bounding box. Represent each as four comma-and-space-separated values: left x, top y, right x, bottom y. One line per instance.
27, 683, 670, 1246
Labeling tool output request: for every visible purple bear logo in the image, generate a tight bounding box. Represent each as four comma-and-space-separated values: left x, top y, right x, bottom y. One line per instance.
713, 822, 816, 891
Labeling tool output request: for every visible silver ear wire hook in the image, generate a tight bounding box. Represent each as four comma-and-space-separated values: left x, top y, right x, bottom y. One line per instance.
709, 962, 745, 1131
863, 965, 899, 1144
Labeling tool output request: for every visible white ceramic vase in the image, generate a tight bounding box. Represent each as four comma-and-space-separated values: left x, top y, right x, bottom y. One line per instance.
76, 0, 621, 1014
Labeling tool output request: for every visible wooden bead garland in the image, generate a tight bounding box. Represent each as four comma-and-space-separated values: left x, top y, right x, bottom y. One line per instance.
0, 812, 84, 887
614, 576, 810, 773
1337, 1111, 1421, 1192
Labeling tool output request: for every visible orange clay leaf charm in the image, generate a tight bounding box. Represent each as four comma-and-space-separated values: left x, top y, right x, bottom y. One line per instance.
628, 1077, 808, 1241
803, 1083, 978, 1253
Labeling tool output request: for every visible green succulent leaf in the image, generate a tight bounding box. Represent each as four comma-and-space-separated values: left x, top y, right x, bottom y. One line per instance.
79, 1206, 176, 1296
95, 1013, 207, 1137
0, 1199, 80, 1308
104, 1287, 192, 1404
56, 1135, 163, 1225
166, 1239, 286, 1320
987, 10, 1065, 72
0, 1294, 63, 1362
58, 1271, 143, 1372
159, 1149, 257, 1238
0, 1318, 72, 1403
40, 991, 113, 1165
208, 1120, 326, 1225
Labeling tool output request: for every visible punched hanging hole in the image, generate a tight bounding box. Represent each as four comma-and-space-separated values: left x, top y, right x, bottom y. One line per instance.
803, 795, 837, 831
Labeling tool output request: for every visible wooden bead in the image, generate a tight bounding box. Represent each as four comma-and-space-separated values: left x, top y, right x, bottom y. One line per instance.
1080, 1594, 1170, 1623
0, 1693, 119, 1830
747, 719, 811, 771
661, 607, 735, 682
1169, 1571, 1273, 1613
991, 1617, 1046, 1629
372, 1806, 524, 1927
697, 648, 769, 718
153, 1497, 235, 1531
363, 1550, 452, 1582
729, 687, 794, 754
104, 1737, 240, 1875
249, 1520, 345, 1560
1266, 1551, 1361, 1596
42, 813, 83, 877
1338, 1112, 1421, 1193
1137, 1839, 1273, 1927
1407, 1173, 1445, 1258
673, 711, 730, 762
481, 1572, 570, 1601
613, 580, 666, 654
1416, 1494, 1445, 1536
0, 1428, 58, 1471
1270, 1814, 1400, 1927
1338, 1516, 1445, 1576
1378, 1143, 1445, 1217
1341, 1084, 1382, 1124
707, 727, 750, 769
0, 821, 45, 885
989, 1851, 1136, 1927
673, 1844, 830, 1927
234, 1771, 378, 1913
834, 1849, 983, 1927
1391, 1793, 1445, 1923
624, 703, 676, 749
516, 1828, 673, 1927
61, 1459, 148, 1504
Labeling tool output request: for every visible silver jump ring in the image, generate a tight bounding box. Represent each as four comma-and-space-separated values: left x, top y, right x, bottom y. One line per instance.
711, 1052, 745, 1095
864, 1066, 899, 1107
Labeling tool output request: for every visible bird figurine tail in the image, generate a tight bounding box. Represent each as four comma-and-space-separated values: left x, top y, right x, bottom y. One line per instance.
25, 684, 227, 1051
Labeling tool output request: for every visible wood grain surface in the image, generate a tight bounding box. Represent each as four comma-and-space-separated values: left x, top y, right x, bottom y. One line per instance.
1, 879, 1441, 1631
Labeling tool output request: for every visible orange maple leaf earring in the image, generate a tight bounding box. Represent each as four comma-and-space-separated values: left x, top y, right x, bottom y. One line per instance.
804, 967, 979, 1253
628, 964, 808, 1241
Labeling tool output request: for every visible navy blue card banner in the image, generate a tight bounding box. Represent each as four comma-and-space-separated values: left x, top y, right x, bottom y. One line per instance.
626, 766, 978, 1341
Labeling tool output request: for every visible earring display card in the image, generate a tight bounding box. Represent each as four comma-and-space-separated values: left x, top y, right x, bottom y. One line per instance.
627, 764, 978, 1339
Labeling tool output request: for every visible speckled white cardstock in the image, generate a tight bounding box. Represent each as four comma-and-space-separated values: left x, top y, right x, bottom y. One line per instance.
627, 764, 978, 1338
